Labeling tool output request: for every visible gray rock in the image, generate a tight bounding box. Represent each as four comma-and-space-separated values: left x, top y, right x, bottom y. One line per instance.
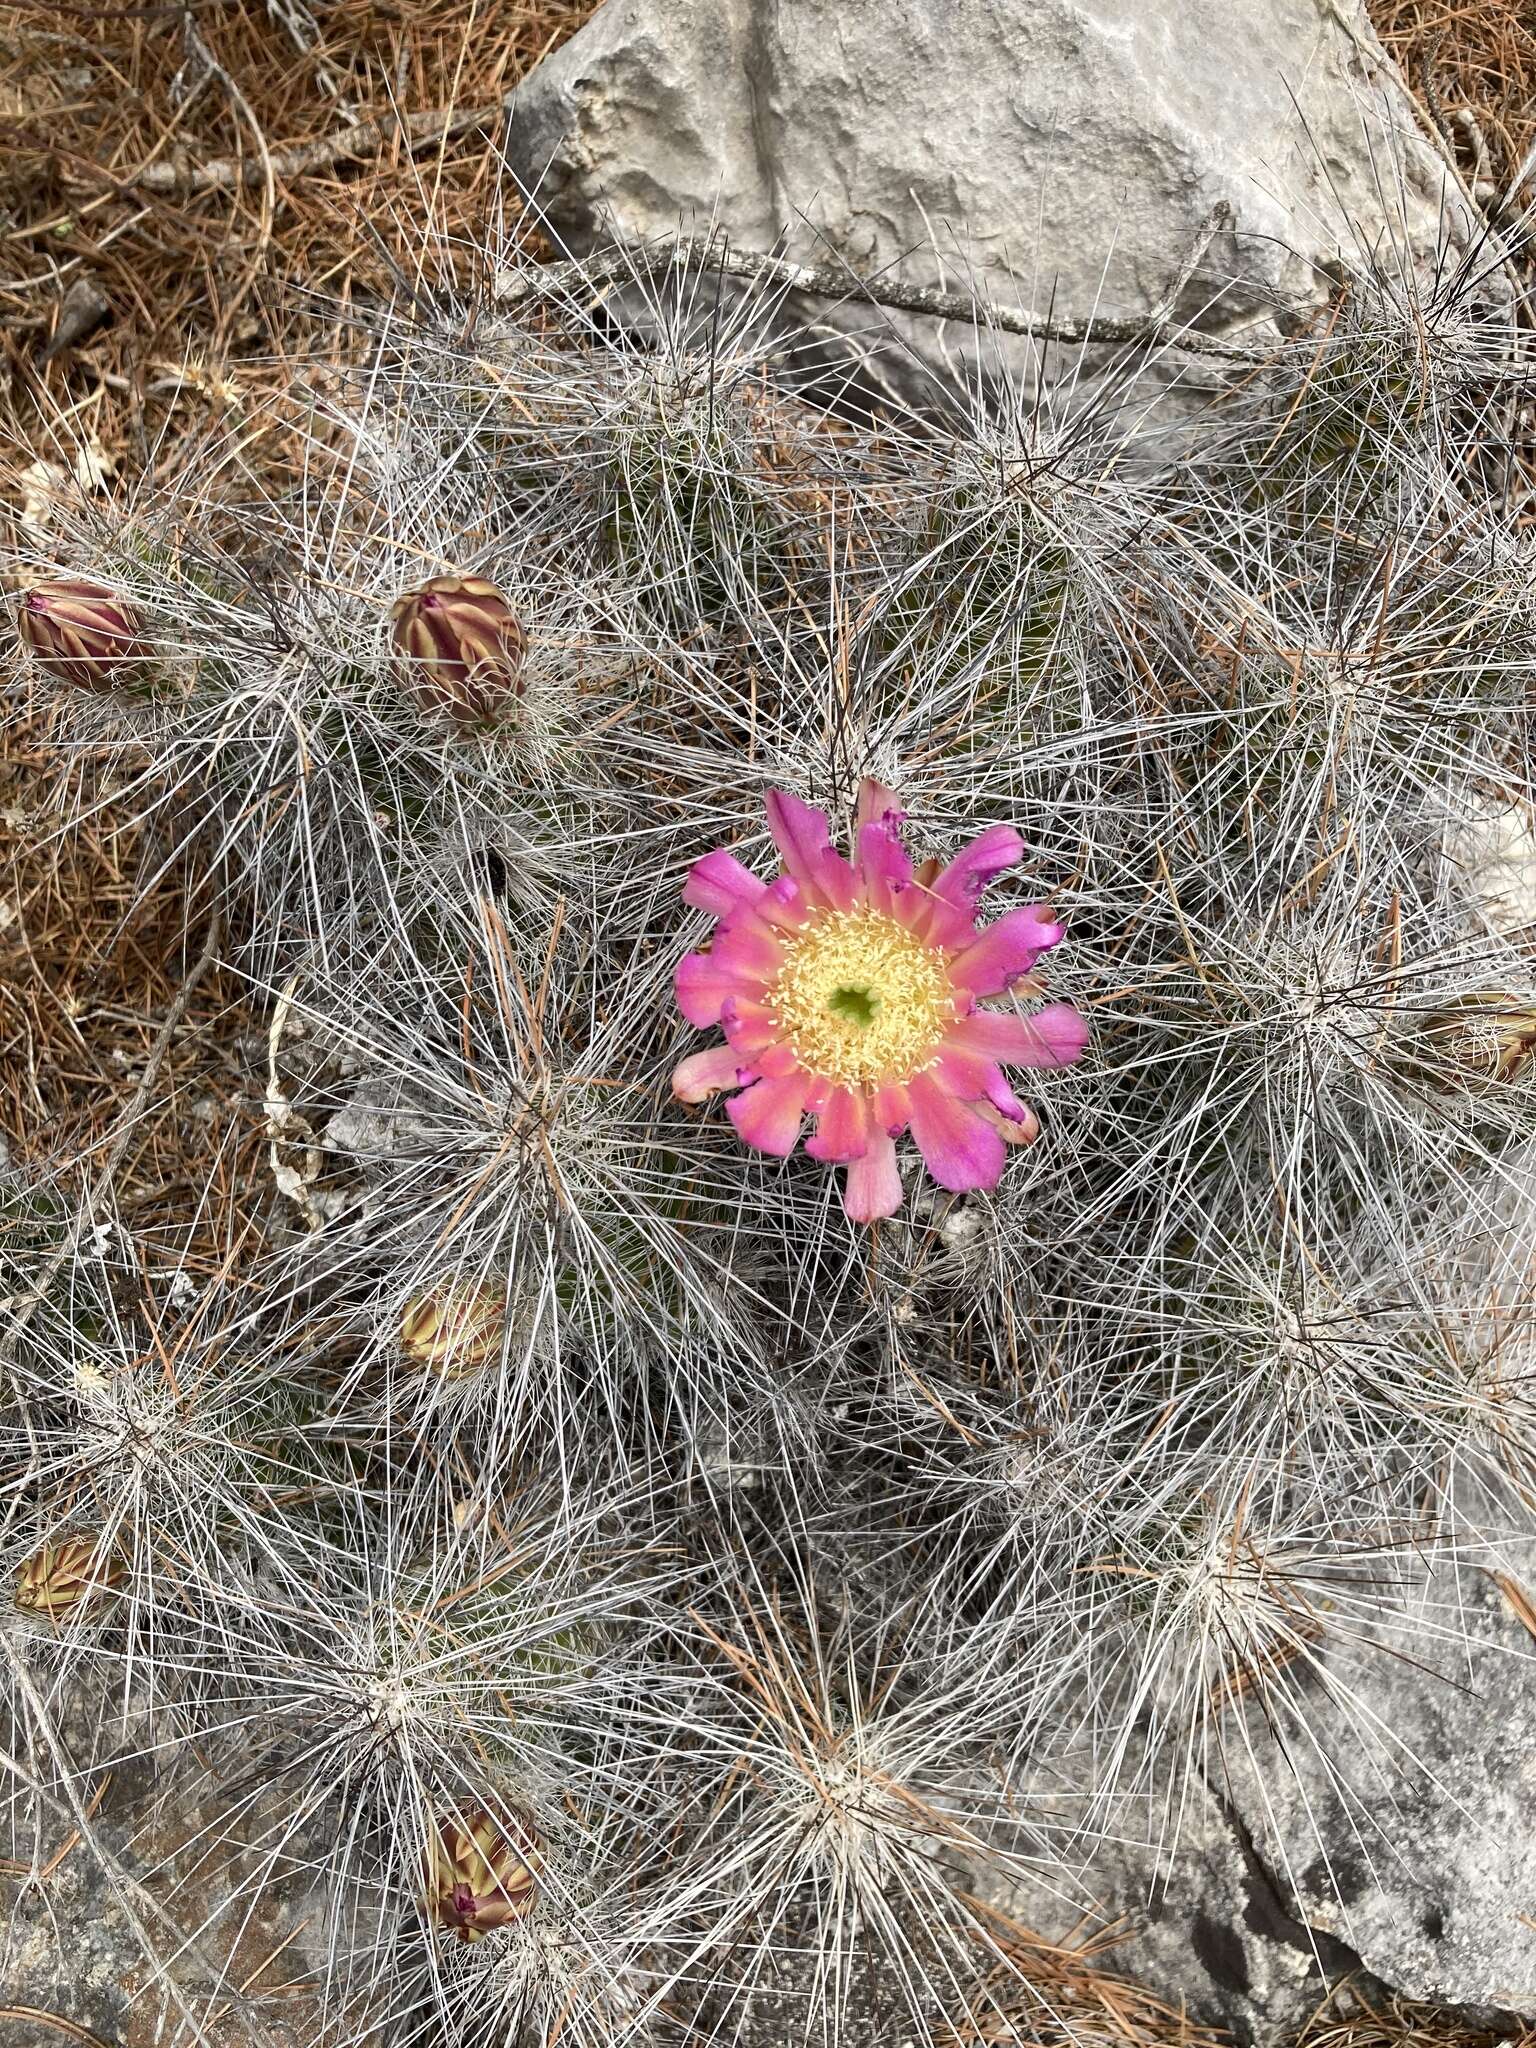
1217, 1557, 1536, 2018
319, 1067, 438, 1182
0, 1677, 384, 2047
506, 0, 1468, 407
971, 1543, 1536, 2039
1076, 1786, 1335, 2043
977, 1765, 1357, 2045
1443, 796, 1536, 938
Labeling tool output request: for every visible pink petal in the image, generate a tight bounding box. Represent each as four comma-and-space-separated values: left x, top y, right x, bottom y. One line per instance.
720, 994, 782, 1060
672, 1046, 752, 1103
805, 1087, 873, 1163
948, 1003, 1088, 1068
929, 1044, 998, 1101
991, 1073, 1028, 1122
844, 1130, 904, 1222
710, 919, 785, 985
929, 1044, 1031, 1124
677, 951, 749, 1028
682, 849, 767, 918
900, 824, 1026, 947
745, 873, 810, 933
871, 1080, 913, 1136
888, 892, 962, 954
765, 789, 857, 911
854, 779, 906, 836
904, 1071, 1007, 1192
986, 1073, 1030, 1120
948, 906, 1065, 996
727, 1073, 814, 1157
748, 1039, 803, 1081
974, 1097, 1041, 1147
856, 817, 913, 915
934, 825, 1026, 911
900, 893, 975, 951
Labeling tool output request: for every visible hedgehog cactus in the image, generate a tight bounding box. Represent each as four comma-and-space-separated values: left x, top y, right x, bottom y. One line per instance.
2, 222, 1535, 2047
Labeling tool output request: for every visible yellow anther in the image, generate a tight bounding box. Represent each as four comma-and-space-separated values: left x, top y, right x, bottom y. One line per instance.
767, 908, 955, 1088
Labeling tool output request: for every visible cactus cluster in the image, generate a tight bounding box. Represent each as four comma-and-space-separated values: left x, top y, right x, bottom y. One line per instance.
3, 222, 1535, 2046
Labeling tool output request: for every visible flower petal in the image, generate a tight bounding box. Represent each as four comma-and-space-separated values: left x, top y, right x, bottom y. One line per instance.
929, 1044, 999, 1103
710, 919, 786, 985
856, 817, 913, 915
974, 1097, 1041, 1147
748, 1038, 803, 1080
676, 951, 747, 1028
732, 873, 808, 934
986, 1072, 1030, 1121
672, 1045, 752, 1103
720, 994, 781, 1060
765, 789, 857, 911
855, 779, 906, 836
900, 825, 1025, 946
805, 1087, 873, 1163
682, 849, 767, 918
844, 1130, 904, 1221
904, 1071, 1008, 1192
935, 824, 1025, 909
948, 906, 1065, 996
948, 1002, 1089, 1067
726, 1073, 814, 1157
930, 1045, 1030, 1126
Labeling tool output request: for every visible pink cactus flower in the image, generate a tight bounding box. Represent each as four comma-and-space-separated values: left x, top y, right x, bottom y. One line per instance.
672, 782, 1088, 1222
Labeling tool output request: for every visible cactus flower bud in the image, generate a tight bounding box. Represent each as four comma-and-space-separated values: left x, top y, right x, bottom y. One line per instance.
14, 1535, 122, 1619
424, 1808, 542, 1942
400, 1280, 506, 1379
389, 575, 527, 726
18, 577, 145, 691
1422, 994, 1536, 1087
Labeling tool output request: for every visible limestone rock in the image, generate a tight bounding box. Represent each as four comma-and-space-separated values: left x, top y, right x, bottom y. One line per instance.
973, 1544, 1536, 2037
0, 1683, 375, 2047
1218, 1556, 1536, 2018
506, 0, 1468, 405
1444, 796, 1536, 938
980, 1766, 1360, 2044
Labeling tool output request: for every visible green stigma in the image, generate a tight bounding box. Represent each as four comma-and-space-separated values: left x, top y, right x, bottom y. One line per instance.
826, 984, 880, 1029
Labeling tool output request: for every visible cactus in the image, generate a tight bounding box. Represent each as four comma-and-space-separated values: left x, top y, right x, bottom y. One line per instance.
3, 218, 1535, 2048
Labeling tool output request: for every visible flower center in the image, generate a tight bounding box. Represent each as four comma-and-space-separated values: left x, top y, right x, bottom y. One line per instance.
768, 908, 955, 1089
826, 983, 878, 1028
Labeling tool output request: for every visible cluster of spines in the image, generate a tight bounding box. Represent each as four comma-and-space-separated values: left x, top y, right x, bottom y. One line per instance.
3, 217, 1535, 2046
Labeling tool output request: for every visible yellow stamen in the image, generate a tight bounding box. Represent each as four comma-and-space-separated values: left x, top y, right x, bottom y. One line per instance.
768, 908, 955, 1088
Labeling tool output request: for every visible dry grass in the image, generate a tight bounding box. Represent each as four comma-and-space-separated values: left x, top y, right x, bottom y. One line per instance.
1296, 1988, 1536, 2048
0, 0, 588, 419
1371, 0, 1536, 200
0, 716, 263, 1248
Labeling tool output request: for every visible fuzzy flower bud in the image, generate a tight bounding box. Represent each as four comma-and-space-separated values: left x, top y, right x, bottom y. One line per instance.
18, 577, 145, 692
400, 1280, 506, 1379
424, 1808, 542, 1942
14, 1535, 122, 1619
390, 575, 527, 726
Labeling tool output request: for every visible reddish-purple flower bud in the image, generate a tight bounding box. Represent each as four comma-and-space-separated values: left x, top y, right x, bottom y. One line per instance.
18, 576, 145, 692
423, 1807, 542, 1942
389, 574, 527, 727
